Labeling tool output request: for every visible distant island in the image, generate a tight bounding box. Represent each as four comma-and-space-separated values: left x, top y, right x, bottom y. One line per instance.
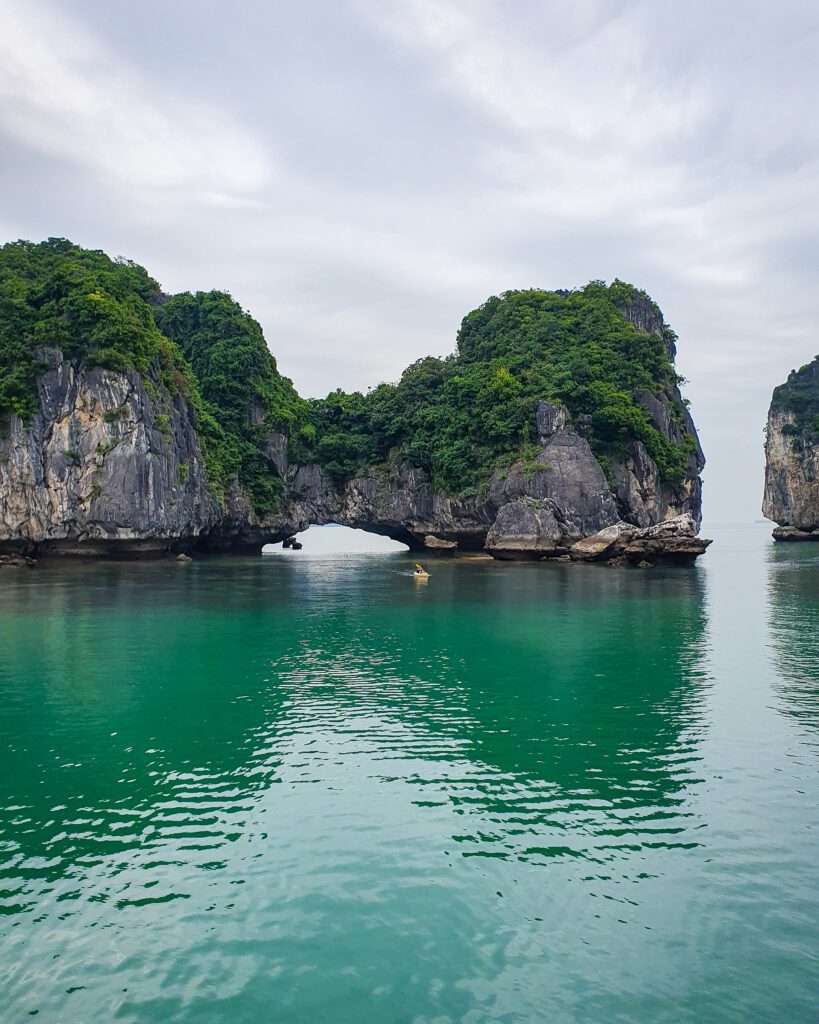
764, 354, 819, 540
0, 238, 709, 564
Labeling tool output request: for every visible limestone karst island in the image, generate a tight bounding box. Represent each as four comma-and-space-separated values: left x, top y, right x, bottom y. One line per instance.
0, 239, 711, 566
764, 354, 819, 541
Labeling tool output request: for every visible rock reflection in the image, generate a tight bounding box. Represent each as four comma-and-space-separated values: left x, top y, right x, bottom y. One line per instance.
266, 559, 712, 865
0, 559, 297, 910
765, 544, 819, 732
0, 555, 711, 923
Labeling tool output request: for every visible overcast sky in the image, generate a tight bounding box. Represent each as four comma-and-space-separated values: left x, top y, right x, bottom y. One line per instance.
1, 0, 817, 524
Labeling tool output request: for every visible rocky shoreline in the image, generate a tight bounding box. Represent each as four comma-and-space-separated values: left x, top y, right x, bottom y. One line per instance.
485, 503, 710, 564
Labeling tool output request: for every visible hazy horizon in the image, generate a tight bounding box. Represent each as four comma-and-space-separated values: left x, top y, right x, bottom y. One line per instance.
2, 0, 818, 522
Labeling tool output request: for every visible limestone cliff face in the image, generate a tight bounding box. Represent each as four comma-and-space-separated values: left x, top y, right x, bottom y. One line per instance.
763, 357, 819, 538
609, 297, 704, 529
0, 351, 222, 555
609, 390, 703, 528
0, 350, 707, 561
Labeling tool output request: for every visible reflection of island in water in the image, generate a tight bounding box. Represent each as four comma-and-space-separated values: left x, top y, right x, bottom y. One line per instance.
766, 544, 819, 732
270, 561, 712, 864
0, 557, 711, 910
0, 561, 297, 907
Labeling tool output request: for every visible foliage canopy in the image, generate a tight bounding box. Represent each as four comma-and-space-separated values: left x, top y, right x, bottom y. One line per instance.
0, 238, 177, 418
772, 356, 819, 442
0, 239, 304, 513
155, 291, 308, 511
0, 240, 697, 509
308, 283, 694, 491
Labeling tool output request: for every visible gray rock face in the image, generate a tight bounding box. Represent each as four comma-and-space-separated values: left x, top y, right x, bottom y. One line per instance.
771, 525, 819, 541
526, 401, 620, 532
565, 516, 712, 565
265, 433, 289, 476
0, 352, 220, 555
0, 353, 708, 562
764, 407, 819, 535
488, 508, 710, 565
424, 534, 457, 550
609, 361, 704, 530
0, 353, 307, 557
569, 523, 628, 561
615, 513, 712, 564
485, 498, 571, 558
619, 296, 669, 354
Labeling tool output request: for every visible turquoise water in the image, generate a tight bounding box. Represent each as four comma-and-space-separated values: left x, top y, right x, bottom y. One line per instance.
0, 525, 816, 1022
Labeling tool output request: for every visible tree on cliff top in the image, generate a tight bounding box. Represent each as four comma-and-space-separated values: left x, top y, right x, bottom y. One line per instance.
154, 291, 310, 510
0, 238, 175, 419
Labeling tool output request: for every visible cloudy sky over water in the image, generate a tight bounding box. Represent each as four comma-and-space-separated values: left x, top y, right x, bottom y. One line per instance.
1, 0, 817, 522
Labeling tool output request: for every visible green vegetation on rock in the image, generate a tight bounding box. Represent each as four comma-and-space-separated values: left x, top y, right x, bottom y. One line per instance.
309, 282, 693, 490
0, 239, 697, 512
771, 356, 819, 442
0, 238, 178, 418
0, 239, 303, 514
155, 291, 308, 513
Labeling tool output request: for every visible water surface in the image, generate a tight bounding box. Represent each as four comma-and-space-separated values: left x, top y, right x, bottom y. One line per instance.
0, 525, 816, 1022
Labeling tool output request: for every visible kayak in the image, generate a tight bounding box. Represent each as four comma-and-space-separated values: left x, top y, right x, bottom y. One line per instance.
414, 571, 430, 579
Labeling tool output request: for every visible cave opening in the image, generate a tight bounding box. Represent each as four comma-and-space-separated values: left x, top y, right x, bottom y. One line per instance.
266, 524, 410, 555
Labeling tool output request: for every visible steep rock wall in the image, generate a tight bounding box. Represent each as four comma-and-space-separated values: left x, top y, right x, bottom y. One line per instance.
763, 409, 819, 536
763, 356, 819, 538
0, 351, 221, 555
0, 357, 707, 560
607, 301, 704, 528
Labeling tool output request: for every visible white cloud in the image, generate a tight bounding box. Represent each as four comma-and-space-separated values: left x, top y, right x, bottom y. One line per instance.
0, 0, 269, 196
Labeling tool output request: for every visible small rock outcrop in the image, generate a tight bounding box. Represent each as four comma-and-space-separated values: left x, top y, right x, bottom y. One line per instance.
569, 523, 628, 561
763, 356, 819, 540
487, 508, 710, 565
424, 535, 457, 550
608, 514, 712, 564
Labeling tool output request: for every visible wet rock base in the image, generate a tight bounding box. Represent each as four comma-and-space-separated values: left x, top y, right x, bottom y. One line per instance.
772, 525, 819, 542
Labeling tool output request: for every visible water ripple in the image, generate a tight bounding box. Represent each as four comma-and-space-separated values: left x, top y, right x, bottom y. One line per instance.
0, 535, 816, 1021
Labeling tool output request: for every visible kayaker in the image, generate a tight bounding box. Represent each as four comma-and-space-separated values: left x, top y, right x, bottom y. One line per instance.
414, 563, 427, 576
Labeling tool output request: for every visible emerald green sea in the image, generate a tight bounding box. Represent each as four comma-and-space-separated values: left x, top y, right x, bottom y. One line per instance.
0, 525, 817, 1023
